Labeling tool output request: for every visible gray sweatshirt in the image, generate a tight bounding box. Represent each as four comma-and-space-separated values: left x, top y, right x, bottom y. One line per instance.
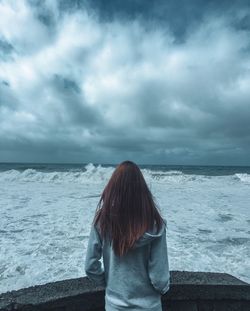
84, 218, 170, 311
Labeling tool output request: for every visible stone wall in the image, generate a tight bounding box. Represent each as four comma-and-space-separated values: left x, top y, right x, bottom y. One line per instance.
0, 271, 249, 311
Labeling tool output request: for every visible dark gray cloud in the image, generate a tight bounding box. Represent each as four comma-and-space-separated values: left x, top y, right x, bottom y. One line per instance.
0, 38, 14, 61
61, 0, 250, 42
49, 74, 102, 126
0, 0, 250, 165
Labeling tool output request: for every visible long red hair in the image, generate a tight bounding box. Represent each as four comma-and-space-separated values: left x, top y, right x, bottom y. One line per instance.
93, 160, 164, 257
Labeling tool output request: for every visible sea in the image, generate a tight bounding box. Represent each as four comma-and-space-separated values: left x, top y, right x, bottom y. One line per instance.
0, 162, 249, 294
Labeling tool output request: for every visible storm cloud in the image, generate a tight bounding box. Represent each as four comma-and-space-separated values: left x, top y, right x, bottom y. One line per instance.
0, 0, 250, 164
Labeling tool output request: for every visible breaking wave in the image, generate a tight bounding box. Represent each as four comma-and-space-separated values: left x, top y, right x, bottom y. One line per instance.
234, 173, 250, 183
0, 163, 185, 184
0, 163, 249, 184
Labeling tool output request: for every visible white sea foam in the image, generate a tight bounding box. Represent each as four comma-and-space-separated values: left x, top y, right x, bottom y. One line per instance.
0, 165, 236, 184
0, 163, 114, 184
0, 164, 249, 294
234, 173, 250, 183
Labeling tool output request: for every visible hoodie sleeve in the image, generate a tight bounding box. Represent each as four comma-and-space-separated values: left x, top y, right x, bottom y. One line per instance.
84, 223, 106, 287
148, 226, 170, 295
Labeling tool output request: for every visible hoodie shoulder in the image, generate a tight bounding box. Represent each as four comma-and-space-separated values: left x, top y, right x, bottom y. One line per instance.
132, 218, 167, 249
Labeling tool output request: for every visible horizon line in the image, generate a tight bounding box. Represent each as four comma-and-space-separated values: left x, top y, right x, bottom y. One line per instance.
0, 161, 250, 168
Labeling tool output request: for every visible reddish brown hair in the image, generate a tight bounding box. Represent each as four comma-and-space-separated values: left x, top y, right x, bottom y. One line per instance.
93, 160, 164, 257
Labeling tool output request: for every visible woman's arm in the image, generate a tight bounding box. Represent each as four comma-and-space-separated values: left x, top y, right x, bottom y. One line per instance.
148, 226, 170, 295
84, 223, 106, 287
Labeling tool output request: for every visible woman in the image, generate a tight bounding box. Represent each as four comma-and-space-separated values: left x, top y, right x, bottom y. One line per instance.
85, 160, 170, 311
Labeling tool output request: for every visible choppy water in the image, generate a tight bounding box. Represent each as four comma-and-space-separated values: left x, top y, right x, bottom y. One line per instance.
0, 162, 249, 294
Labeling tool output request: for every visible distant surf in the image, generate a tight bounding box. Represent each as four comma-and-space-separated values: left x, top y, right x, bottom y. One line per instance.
0, 162, 250, 184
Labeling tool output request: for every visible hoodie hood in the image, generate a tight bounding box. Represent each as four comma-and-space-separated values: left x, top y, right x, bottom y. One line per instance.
132, 218, 167, 249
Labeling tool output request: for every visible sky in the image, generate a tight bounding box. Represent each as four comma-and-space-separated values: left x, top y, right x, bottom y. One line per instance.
0, 0, 250, 165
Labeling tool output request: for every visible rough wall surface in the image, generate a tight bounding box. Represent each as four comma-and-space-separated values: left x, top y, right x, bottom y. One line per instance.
0, 271, 249, 311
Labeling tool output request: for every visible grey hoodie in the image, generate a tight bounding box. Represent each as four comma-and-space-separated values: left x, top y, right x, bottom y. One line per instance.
84, 218, 170, 311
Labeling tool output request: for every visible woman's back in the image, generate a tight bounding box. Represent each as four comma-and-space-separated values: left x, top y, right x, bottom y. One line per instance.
84, 161, 170, 311
85, 218, 170, 310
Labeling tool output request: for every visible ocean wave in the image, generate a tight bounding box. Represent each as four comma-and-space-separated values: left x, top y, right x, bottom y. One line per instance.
0, 163, 246, 184
0, 164, 185, 184
234, 173, 250, 183
0, 163, 113, 184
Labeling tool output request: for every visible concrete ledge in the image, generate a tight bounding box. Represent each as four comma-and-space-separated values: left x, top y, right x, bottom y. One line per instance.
0, 271, 249, 311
